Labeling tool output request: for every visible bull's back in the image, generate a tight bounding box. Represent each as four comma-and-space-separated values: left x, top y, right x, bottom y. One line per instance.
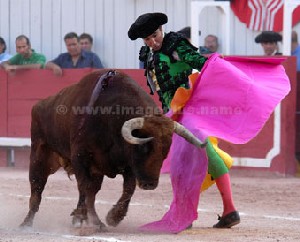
31, 69, 161, 155
95, 72, 159, 113
30, 72, 100, 151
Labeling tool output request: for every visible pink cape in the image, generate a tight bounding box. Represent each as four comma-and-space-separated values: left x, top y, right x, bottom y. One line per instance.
140, 54, 291, 233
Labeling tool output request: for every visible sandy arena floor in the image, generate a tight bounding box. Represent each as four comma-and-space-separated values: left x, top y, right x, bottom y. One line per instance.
0, 167, 300, 242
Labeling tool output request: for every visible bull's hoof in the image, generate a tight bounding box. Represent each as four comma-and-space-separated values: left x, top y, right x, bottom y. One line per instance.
19, 222, 33, 230
71, 208, 88, 227
72, 216, 84, 228
19, 211, 35, 229
106, 207, 125, 227
72, 224, 108, 236
97, 221, 108, 232
71, 219, 108, 236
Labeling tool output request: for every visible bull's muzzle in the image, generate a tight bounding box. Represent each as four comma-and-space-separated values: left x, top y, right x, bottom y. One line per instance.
137, 180, 158, 190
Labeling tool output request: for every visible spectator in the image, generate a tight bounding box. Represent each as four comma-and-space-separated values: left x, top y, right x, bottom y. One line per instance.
291, 30, 300, 71
177, 27, 214, 55
255, 31, 282, 56
0, 37, 12, 63
177, 26, 191, 43
46, 32, 103, 76
204, 34, 219, 53
1, 35, 46, 72
79, 32, 104, 67
79, 33, 94, 52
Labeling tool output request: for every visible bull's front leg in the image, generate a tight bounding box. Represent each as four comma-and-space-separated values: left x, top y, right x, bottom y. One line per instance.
106, 167, 136, 227
71, 153, 106, 231
70, 193, 87, 227
72, 174, 106, 231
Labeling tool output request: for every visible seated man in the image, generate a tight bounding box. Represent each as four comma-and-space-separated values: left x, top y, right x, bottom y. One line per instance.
177, 26, 191, 43
203, 34, 219, 54
0, 37, 12, 63
176, 27, 216, 55
1, 35, 45, 72
79, 32, 104, 67
79, 33, 94, 52
46, 32, 103, 76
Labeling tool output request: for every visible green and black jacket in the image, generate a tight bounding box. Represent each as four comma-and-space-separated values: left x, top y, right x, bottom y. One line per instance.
139, 31, 207, 112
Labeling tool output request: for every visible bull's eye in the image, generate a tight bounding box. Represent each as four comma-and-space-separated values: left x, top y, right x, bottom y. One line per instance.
136, 143, 151, 155
131, 130, 153, 156
132, 142, 153, 165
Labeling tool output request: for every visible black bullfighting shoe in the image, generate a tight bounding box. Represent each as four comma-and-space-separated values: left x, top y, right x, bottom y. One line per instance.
213, 211, 240, 228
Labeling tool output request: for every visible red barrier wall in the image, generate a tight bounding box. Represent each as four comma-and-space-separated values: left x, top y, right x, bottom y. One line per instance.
0, 70, 8, 136
0, 68, 159, 138
0, 58, 298, 175
296, 72, 300, 159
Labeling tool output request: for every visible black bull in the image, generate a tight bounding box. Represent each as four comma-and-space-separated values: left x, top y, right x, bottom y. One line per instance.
20, 69, 205, 231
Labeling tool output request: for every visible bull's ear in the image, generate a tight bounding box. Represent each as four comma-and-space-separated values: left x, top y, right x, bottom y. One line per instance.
122, 118, 154, 144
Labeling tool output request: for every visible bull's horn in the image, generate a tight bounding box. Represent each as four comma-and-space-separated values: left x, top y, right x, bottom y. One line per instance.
173, 121, 207, 148
122, 117, 154, 144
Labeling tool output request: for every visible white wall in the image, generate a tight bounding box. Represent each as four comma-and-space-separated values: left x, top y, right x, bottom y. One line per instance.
0, 0, 299, 68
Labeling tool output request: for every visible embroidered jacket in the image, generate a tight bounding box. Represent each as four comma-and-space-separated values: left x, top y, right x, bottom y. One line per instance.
139, 32, 207, 112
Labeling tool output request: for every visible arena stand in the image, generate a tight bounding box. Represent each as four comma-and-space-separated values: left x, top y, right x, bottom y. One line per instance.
0, 57, 298, 176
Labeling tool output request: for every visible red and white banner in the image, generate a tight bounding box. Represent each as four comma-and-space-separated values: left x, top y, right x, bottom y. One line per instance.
231, 0, 300, 31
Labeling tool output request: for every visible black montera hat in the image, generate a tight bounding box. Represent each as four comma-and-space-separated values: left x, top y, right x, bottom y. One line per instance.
255, 31, 282, 43
128, 13, 168, 40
